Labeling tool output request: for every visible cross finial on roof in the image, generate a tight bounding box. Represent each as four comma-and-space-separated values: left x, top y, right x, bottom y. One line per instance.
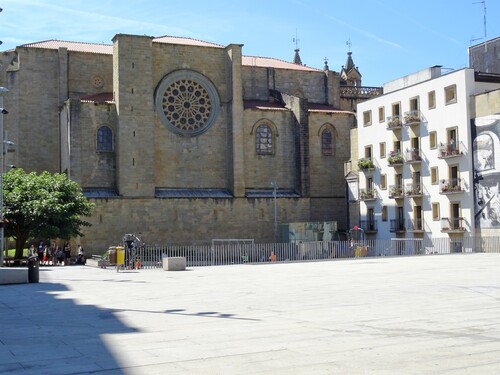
346, 38, 352, 52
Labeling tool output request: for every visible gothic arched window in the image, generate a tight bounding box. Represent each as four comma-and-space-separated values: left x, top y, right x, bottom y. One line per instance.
321, 129, 333, 156
256, 124, 273, 155
97, 126, 113, 152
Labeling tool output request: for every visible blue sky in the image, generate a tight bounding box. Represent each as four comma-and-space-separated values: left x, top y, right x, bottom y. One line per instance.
1, 0, 499, 87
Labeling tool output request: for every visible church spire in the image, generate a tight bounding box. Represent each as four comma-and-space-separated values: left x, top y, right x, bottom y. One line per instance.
293, 48, 302, 65
292, 29, 302, 65
345, 51, 355, 71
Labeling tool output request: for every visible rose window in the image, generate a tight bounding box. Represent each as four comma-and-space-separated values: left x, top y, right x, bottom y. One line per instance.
155, 70, 220, 136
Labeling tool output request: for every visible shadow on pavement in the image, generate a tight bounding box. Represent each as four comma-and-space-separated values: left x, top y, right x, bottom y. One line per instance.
0, 278, 137, 374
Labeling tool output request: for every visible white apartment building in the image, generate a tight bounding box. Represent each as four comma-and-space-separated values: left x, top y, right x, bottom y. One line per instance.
355, 66, 500, 245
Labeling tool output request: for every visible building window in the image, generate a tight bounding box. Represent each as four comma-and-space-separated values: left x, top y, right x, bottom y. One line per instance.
379, 142, 386, 159
432, 202, 440, 220
393, 140, 401, 155
430, 131, 437, 149
380, 174, 387, 190
321, 129, 333, 156
363, 110, 372, 126
392, 102, 401, 116
256, 124, 273, 155
378, 107, 385, 123
382, 206, 388, 221
444, 84, 457, 105
431, 167, 438, 184
364, 145, 373, 159
409, 96, 419, 111
428, 90, 436, 109
97, 126, 113, 152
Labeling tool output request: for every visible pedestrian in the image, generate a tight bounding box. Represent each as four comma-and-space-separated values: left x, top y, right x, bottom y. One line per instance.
63, 242, 71, 265
37, 240, 44, 263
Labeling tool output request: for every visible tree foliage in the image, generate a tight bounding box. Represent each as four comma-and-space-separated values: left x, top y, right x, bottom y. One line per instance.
3, 168, 94, 258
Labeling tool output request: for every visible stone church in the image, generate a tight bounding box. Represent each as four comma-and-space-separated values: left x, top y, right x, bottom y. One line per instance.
0, 34, 373, 250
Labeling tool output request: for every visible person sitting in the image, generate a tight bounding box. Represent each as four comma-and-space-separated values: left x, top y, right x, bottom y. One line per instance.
76, 245, 86, 265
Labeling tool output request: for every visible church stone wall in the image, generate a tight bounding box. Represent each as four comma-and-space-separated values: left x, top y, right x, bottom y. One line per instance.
2, 48, 61, 173
242, 66, 328, 104
243, 109, 297, 190
80, 196, 311, 250
113, 35, 156, 197
69, 101, 117, 188
308, 112, 352, 197
150, 42, 231, 189
67, 52, 113, 99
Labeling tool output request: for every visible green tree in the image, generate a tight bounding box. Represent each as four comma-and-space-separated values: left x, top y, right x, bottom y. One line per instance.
3, 168, 94, 259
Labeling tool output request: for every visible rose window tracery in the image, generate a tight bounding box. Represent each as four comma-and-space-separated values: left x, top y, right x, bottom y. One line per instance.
155, 70, 219, 137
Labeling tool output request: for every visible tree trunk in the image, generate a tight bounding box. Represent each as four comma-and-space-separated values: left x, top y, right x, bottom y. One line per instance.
15, 236, 27, 259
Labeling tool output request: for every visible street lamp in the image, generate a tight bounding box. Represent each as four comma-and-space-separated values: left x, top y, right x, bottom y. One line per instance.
0, 86, 8, 267
271, 181, 278, 242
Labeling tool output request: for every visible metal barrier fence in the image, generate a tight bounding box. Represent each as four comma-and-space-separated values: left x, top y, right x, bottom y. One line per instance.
126, 236, 500, 269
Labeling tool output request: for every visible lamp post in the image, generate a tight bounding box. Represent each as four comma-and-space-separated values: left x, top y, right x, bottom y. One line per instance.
271, 181, 278, 242
0, 86, 8, 267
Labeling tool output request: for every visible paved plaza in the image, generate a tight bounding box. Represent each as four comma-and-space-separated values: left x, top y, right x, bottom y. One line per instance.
1, 253, 500, 374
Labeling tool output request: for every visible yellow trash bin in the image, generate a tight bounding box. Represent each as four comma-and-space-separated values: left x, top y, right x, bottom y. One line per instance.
355, 246, 368, 257
116, 246, 125, 266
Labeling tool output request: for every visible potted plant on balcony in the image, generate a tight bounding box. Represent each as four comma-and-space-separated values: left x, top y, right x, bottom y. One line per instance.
404, 112, 420, 124
358, 158, 374, 170
387, 153, 404, 165
387, 117, 401, 128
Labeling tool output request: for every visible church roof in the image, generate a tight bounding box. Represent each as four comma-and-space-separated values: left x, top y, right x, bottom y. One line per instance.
16, 39, 113, 55
153, 35, 225, 48
242, 56, 320, 72
10, 37, 322, 72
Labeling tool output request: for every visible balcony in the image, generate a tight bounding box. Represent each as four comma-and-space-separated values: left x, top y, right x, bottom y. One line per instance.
360, 219, 377, 233
390, 219, 406, 233
403, 110, 422, 126
357, 158, 375, 174
407, 218, 424, 233
439, 178, 463, 195
386, 115, 402, 130
388, 185, 405, 199
405, 148, 422, 164
440, 217, 466, 233
387, 152, 404, 167
438, 141, 463, 159
405, 183, 423, 198
359, 188, 377, 201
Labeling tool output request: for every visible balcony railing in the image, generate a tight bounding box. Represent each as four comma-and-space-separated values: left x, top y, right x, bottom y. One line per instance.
407, 218, 424, 232
441, 217, 466, 232
359, 188, 377, 201
405, 148, 422, 163
438, 141, 463, 158
387, 152, 404, 166
360, 219, 377, 233
403, 110, 422, 126
390, 219, 406, 233
439, 178, 463, 194
405, 182, 423, 197
388, 185, 404, 199
340, 86, 383, 99
386, 115, 402, 130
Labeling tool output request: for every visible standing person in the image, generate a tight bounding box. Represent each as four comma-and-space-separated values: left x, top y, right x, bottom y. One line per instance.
37, 240, 44, 263
63, 242, 71, 265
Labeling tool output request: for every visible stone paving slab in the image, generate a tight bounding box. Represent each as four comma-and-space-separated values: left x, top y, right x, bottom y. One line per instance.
1, 254, 500, 374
